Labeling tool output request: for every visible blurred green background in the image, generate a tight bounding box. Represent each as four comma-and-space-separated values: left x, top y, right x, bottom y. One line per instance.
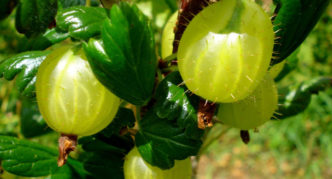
0, 1, 331, 179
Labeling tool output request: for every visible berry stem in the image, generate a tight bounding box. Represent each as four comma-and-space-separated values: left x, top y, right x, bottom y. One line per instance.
197, 100, 215, 129
57, 134, 78, 167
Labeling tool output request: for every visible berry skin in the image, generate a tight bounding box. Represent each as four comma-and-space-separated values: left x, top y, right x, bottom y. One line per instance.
217, 74, 278, 130
178, 0, 274, 103
161, 12, 178, 59
124, 147, 192, 179
36, 45, 120, 136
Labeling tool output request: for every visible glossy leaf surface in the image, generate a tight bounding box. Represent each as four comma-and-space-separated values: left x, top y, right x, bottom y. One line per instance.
136, 111, 202, 169
84, 2, 156, 105
154, 71, 203, 139
19, 29, 69, 52
15, 0, 57, 37
271, 0, 329, 65
56, 6, 108, 40
0, 51, 50, 97
135, 71, 203, 169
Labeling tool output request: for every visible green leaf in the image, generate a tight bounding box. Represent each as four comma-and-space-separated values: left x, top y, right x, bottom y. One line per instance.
271, 0, 329, 65
275, 77, 332, 119
48, 166, 73, 179
66, 158, 89, 179
15, 0, 58, 37
0, 136, 87, 178
19, 28, 69, 52
20, 99, 51, 138
134, 72, 203, 169
79, 118, 134, 178
56, 6, 108, 40
100, 107, 136, 138
135, 111, 202, 169
84, 2, 156, 105
275, 49, 299, 82
83, 152, 124, 179
154, 71, 204, 139
58, 0, 86, 9
0, 136, 58, 177
0, 51, 50, 97
0, 0, 18, 20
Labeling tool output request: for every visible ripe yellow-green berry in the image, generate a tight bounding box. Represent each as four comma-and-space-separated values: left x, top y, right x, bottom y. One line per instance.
217, 74, 278, 130
161, 12, 178, 59
124, 147, 192, 179
36, 45, 120, 136
178, 0, 274, 103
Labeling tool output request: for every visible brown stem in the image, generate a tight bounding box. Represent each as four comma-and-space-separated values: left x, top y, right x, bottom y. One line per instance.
57, 134, 77, 167
173, 0, 211, 53
197, 100, 216, 129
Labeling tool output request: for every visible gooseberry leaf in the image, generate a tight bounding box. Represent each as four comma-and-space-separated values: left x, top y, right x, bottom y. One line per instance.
15, 0, 57, 37
100, 107, 136, 138
0, 136, 86, 178
275, 49, 299, 82
271, 0, 329, 65
56, 6, 108, 40
0, 136, 60, 177
19, 28, 69, 52
84, 2, 156, 105
155, 71, 204, 139
275, 77, 332, 119
135, 111, 202, 169
79, 108, 135, 178
49, 166, 73, 179
0, 0, 18, 20
58, 0, 86, 9
20, 99, 51, 138
0, 51, 50, 97
79, 110, 135, 153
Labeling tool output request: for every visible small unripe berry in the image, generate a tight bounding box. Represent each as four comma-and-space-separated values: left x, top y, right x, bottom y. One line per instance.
124, 147, 192, 179
217, 74, 278, 130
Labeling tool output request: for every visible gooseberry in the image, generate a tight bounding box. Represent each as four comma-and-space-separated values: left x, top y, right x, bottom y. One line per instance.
124, 147, 192, 179
217, 74, 278, 130
36, 45, 120, 136
178, 0, 274, 103
161, 12, 178, 59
